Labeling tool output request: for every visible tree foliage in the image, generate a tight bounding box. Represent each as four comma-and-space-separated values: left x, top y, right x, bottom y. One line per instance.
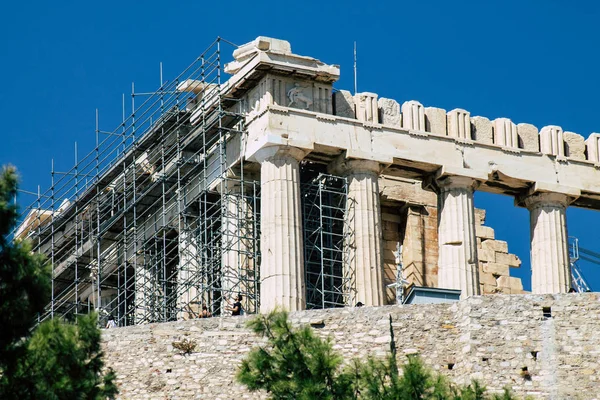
238, 309, 519, 400
0, 165, 117, 399
0, 166, 50, 361
237, 309, 356, 399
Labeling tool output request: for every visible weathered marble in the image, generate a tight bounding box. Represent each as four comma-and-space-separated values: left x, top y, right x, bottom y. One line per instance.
447, 109, 471, 140
586, 133, 600, 163
332, 158, 384, 306
471, 116, 493, 145
523, 192, 571, 294
493, 118, 518, 148
378, 97, 402, 127
177, 230, 202, 320
539, 125, 565, 157
255, 146, 307, 312
517, 123, 539, 152
355, 92, 378, 123
334, 90, 355, 118
436, 176, 480, 298
425, 106, 447, 136
402, 100, 425, 131
563, 131, 586, 160
220, 181, 253, 310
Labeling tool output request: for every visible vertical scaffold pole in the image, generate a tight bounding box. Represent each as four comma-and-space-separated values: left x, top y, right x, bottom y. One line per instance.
319, 180, 325, 309
50, 159, 55, 318
199, 52, 208, 314
131, 82, 137, 325
160, 65, 167, 322
74, 142, 79, 315
120, 93, 126, 325
175, 72, 184, 319
216, 38, 227, 313
95, 109, 101, 313
36, 185, 41, 254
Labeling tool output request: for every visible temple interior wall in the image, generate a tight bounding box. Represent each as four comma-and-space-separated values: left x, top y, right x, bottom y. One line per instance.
379, 176, 525, 299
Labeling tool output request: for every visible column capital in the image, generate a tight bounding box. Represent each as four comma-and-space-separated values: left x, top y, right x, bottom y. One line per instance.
216, 179, 244, 195
215, 170, 260, 195
424, 175, 480, 194
253, 145, 309, 164
516, 182, 579, 209
437, 175, 480, 190
328, 156, 381, 177
522, 191, 570, 209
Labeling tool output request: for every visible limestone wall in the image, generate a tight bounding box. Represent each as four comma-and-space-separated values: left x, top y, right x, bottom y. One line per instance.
102, 294, 600, 399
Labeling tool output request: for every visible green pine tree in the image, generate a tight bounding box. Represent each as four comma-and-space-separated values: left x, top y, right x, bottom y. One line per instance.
237, 308, 356, 399
0, 166, 50, 364
0, 165, 118, 399
238, 309, 521, 400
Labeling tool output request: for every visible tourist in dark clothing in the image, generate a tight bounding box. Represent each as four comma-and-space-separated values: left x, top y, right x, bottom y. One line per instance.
226, 294, 243, 316
200, 305, 211, 318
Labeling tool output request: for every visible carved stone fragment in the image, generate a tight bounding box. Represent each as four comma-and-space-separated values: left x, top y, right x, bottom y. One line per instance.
402, 100, 425, 131
378, 98, 402, 127
425, 107, 447, 135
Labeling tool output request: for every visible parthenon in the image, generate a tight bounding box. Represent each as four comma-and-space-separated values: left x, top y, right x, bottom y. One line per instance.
16, 36, 598, 325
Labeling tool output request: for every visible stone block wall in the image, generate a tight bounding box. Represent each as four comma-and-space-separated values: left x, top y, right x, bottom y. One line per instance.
475, 209, 525, 295
396, 204, 439, 289
102, 294, 600, 399
381, 203, 440, 304
456, 294, 600, 399
379, 177, 524, 299
381, 207, 403, 303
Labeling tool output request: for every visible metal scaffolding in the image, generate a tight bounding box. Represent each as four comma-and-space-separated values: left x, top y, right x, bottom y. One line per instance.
301, 170, 354, 309
15, 38, 261, 326
569, 236, 592, 292
14, 37, 355, 327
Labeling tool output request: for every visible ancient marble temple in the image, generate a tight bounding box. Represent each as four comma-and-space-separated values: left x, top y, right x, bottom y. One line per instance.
20, 36, 600, 325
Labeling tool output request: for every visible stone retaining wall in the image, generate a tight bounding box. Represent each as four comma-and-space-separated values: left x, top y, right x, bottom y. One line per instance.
102, 293, 600, 399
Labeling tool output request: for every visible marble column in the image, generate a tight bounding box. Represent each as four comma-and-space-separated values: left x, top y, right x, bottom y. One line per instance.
524, 192, 571, 294
436, 176, 480, 298
177, 229, 200, 320
220, 180, 254, 310
342, 159, 385, 306
135, 259, 158, 324
256, 146, 306, 312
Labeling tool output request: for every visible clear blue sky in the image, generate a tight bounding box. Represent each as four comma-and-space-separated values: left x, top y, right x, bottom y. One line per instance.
2, 0, 600, 291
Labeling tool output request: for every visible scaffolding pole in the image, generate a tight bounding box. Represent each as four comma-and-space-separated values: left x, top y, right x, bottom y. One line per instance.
302, 171, 354, 309
17, 38, 261, 327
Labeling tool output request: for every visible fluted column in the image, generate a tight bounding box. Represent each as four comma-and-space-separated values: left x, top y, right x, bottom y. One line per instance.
524, 192, 571, 294
135, 264, 155, 324
437, 176, 480, 298
220, 180, 253, 309
256, 146, 306, 312
341, 159, 384, 306
177, 228, 201, 320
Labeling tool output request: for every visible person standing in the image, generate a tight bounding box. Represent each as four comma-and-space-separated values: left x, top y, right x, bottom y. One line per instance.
226, 294, 243, 316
